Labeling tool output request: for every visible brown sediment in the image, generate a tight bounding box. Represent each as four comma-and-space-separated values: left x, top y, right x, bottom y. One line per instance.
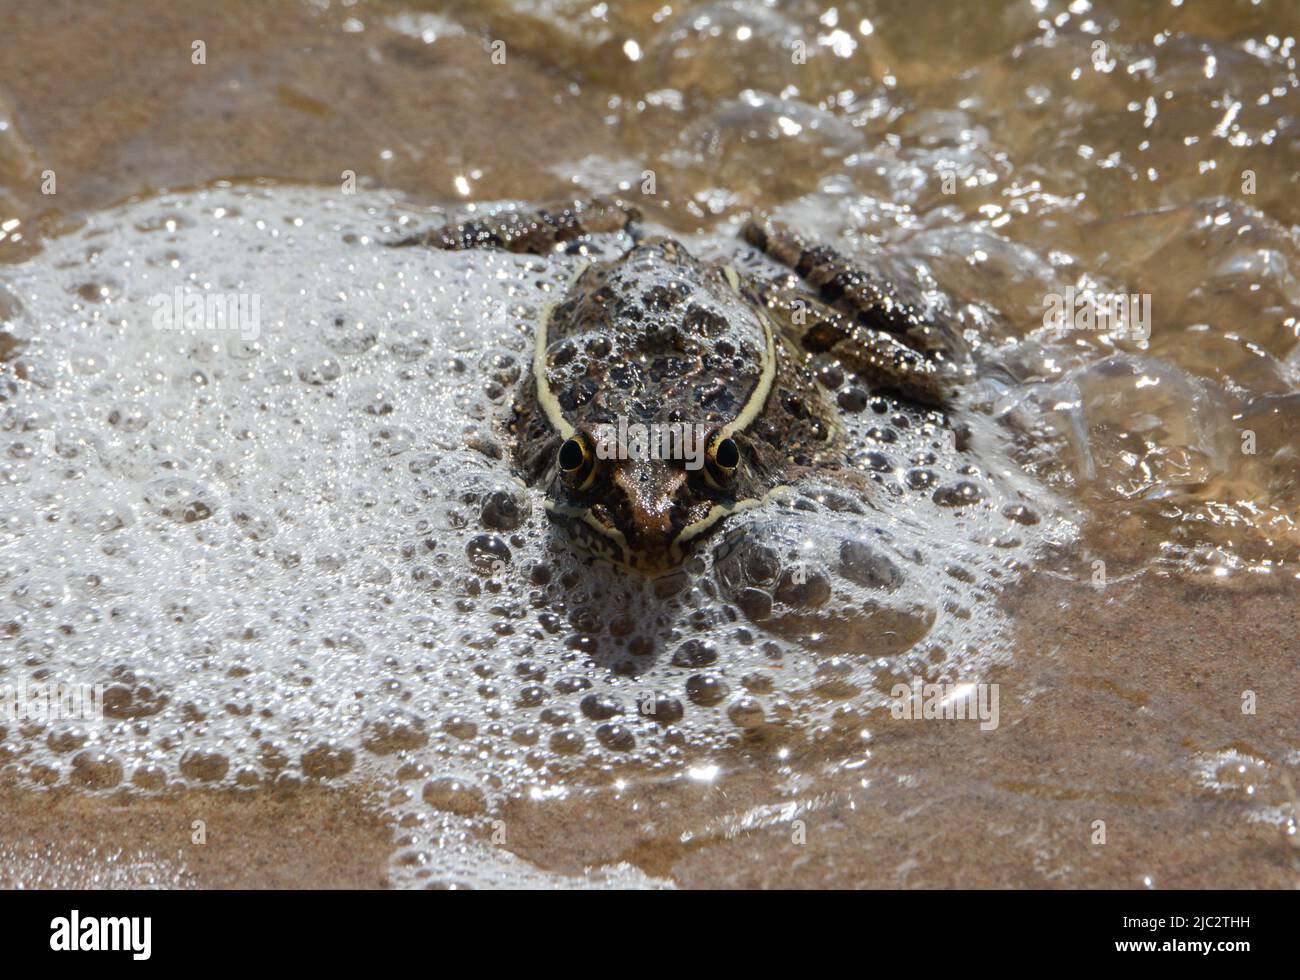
0, 0, 621, 231
15, 531, 1291, 888
14, 577, 1291, 894
0, 783, 393, 889
496, 569, 1300, 888
0, 0, 1296, 890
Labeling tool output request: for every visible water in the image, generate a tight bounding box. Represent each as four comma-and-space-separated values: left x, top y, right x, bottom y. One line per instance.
0, 0, 1296, 888
0, 184, 1070, 886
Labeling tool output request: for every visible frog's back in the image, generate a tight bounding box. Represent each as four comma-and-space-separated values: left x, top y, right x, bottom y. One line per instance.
538, 238, 772, 435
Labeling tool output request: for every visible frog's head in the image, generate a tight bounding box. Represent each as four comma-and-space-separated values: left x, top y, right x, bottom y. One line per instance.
524, 240, 781, 573
543, 423, 745, 572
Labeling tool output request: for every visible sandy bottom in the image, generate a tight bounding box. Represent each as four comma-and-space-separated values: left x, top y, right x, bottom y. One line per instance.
0, 783, 390, 889
485, 564, 1299, 888
3, 560, 1294, 889
1, 0, 1297, 889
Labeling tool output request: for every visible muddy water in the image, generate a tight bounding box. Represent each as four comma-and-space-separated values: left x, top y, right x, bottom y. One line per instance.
0, 1, 1297, 888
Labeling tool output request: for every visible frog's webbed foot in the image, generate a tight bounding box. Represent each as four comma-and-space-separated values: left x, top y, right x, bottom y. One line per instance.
741, 216, 961, 405
388, 198, 641, 254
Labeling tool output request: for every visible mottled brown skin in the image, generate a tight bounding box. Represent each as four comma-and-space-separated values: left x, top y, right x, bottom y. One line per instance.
513, 237, 840, 567
390, 199, 958, 572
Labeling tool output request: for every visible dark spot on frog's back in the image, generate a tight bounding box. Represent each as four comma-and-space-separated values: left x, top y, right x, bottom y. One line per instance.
642, 282, 689, 311
604, 361, 639, 391
550, 340, 576, 367
682, 304, 728, 337
796, 245, 839, 277
558, 378, 597, 411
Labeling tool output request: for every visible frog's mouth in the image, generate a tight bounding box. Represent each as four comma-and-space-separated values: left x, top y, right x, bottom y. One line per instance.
543, 490, 785, 575
543, 498, 683, 574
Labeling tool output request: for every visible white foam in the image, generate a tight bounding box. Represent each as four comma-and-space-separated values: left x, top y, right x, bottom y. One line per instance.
0, 185, 1073, 886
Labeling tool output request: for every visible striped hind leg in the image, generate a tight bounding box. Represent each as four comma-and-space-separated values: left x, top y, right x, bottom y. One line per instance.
389, 198, 640, 254
749, 276, 954, 408
741, 215, 958, 363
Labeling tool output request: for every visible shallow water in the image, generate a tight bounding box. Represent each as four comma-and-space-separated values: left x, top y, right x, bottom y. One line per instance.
0, 0, 1297, 888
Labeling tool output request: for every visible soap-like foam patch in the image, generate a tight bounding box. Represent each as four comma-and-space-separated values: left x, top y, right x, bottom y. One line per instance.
0, 186, 1072, 886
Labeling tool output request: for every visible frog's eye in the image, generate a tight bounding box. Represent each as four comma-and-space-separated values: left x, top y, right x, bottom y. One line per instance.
705, 433, 740, 487
559, 437, 587, 473
558, 435, 597, 490
714, 437, 740, 470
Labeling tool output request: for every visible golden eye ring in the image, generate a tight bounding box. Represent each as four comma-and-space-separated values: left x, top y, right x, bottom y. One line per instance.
704, 431, 740, 488
558, 434, 597, 490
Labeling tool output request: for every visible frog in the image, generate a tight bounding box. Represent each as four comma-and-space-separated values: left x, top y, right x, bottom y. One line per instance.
389, 198, 961, 574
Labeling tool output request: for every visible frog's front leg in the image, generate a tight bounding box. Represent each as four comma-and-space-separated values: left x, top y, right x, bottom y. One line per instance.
389, 197, 640, 254
747, 275, 955, 408
741, 216, 958, 364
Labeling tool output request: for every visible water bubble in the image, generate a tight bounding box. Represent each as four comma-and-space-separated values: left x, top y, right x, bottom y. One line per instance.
301, 740, 356, 779
46, 725, 88, 753
143, 477, 218, 523
685, 674, 729, 706
231, 504, 277, 540
179, 749, 230, 783
727, 697, 765, 730
595, 723, 635, 752
319, 310, 378, 355
480, 486, 529, 531
465, 534, 511, 573
932, 481, 984, 507
70, 750, 124, 789
363, 711, 429, 754
671, 638, 718, 668
580, 693, 623, 720
296, 352, 343, 384
422, 776, 487, 816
